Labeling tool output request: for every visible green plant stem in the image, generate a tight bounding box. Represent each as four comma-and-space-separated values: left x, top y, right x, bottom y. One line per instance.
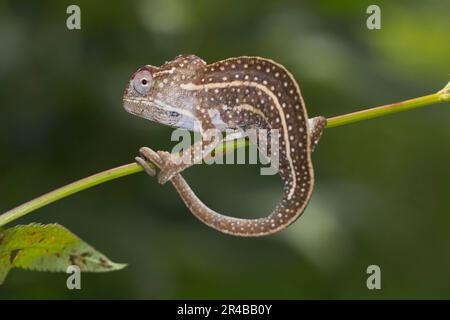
1, 82, 449, 227
327, 92, 445, 128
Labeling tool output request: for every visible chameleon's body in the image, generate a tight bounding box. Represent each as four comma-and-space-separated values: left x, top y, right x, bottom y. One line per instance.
123, 55, 326, 237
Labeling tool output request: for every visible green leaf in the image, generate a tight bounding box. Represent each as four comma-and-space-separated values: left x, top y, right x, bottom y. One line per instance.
0, 223, 126, 285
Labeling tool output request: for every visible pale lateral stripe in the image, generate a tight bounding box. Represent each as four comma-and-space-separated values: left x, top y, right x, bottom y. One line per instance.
235, 104, 269, 123
181, 81, 298, 199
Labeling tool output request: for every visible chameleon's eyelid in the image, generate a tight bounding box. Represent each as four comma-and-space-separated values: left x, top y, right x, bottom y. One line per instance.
133, 70, 153, 95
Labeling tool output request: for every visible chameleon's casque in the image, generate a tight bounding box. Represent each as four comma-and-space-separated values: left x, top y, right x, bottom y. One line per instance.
123, 54, 326, 237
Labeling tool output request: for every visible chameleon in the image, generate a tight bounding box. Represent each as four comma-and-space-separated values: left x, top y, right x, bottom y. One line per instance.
122, 54, 327, 237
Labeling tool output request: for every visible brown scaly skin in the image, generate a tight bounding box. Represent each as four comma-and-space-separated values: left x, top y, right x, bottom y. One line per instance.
123, 55, 326, 236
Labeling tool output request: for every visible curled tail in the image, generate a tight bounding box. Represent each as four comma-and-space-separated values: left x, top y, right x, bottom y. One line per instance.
170, 174, 313, 236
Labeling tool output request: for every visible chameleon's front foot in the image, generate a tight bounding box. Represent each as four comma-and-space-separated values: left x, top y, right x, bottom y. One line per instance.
135, 147, 160, 177
137, 147, 183, 184
154, 150, 183, 184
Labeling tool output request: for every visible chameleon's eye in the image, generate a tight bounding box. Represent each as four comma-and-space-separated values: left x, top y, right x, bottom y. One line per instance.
133, 70, 153, 96
169, 111, 180, 117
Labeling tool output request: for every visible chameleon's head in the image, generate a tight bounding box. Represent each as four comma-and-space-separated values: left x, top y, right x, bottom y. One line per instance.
123, 55, 206, 130
122, 65, 184, 128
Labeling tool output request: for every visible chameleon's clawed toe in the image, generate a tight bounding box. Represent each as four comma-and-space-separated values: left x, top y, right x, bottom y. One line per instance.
135, 156, 156, 176
139, 147, 163, 167
136, 146, 164, 177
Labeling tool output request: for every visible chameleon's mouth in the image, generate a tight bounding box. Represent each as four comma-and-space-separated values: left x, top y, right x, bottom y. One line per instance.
123, 97, 181, 127
123, 97, 163, 120
122, 97, 149, 117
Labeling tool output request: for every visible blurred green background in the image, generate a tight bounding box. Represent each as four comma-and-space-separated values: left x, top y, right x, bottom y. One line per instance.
1, 0, 449, 299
